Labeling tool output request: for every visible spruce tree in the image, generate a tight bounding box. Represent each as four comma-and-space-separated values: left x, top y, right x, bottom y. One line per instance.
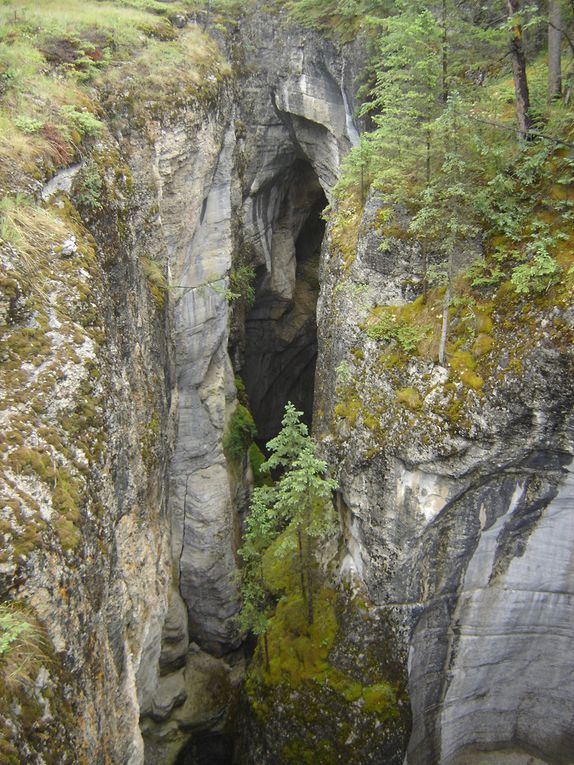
273, 444, 337, 624
237, 486, 278, 670
237, 402, 338, 654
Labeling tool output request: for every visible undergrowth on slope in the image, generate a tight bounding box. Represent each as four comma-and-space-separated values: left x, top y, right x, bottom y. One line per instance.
0, 0, 230, 191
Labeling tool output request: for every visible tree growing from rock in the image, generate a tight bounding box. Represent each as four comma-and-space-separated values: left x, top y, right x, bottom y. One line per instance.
237, 402, 337, 662
238, 485, 277, 670
272, 440, 338, 625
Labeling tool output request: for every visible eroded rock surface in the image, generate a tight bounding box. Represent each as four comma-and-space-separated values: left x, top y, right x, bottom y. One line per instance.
316, 191, 574, 765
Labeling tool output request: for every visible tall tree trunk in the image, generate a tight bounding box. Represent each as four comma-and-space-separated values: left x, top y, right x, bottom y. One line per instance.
548, 0, 562, 100
441, 0, 449, 103
506, 0, 532, 138
296, 526, 307, 607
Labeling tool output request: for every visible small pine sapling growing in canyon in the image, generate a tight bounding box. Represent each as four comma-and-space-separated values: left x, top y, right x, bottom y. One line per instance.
237, 403, 338, 667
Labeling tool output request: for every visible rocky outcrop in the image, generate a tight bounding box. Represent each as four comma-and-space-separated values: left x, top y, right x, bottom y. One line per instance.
141, 643, 243, 765
316, 191, 574, 764
230, 12, 361, 442
1, 129, 175, 763
158, 114, 241, 655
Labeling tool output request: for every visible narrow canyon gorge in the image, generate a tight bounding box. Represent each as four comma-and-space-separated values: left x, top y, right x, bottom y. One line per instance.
1, 2, 573, 765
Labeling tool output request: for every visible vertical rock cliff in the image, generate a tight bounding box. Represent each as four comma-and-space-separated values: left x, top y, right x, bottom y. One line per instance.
2, 4, 574, 765
316, 189, 574, 764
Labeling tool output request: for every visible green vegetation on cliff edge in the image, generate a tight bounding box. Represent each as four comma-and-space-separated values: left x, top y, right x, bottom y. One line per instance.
324, 0, 574, 450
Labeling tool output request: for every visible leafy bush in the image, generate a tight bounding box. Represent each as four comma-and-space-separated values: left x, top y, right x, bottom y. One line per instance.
335, 360, 353, 386
0, 606, 33, 658
59, 105, 103, 137
467, 258, 506, 289
224, 403, 257, 461
511, 253, 560, 295
366, 313, 397, 342
229, 265, 256, 305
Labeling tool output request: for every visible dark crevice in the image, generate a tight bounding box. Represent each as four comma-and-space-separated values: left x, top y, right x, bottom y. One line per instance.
240, 160, 326, 445
173, 732, 234, 765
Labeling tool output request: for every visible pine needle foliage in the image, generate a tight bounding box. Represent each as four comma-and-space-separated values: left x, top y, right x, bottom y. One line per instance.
335, 0, 574, 298
238, 403, 338, 664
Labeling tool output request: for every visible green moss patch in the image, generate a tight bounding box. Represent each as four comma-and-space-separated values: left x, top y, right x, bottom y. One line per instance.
396, 387, 422, 411
223, 403, 257, 463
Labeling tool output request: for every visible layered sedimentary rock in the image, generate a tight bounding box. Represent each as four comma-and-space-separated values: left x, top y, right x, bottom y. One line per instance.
316, 191, 574, 765
4, 4, 574, 765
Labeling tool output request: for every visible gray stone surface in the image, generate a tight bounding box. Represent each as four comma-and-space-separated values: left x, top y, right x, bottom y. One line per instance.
316, 189, 574, 765
141, 646, 243, 765
163, 117, 241, 654
159, 586, 189, 673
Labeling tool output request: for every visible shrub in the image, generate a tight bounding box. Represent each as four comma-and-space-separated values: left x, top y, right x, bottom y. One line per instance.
511, 253, 560, 295
224, 403, 257, 461
229, 265, 256, 305
59, 105, 103, 137
74, 162, 103, 211
335, 360, 353, 387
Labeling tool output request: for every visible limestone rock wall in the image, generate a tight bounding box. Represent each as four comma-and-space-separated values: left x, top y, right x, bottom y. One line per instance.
316, 191, 574, 765
1, 127, 176, 763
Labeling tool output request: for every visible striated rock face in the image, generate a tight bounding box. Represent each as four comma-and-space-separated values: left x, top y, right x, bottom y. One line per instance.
157, 113, 241, 655
316, 191, 574, 765
407, 433, 574, 765
230, 12, 361, 443
1, 129, 175, 763
6, 5, 574, 765
161, 4, 362, 659
136, 8, 363, 762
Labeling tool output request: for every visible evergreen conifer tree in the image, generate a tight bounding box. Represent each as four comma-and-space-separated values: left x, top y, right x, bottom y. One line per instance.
237, 403, 337, 658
